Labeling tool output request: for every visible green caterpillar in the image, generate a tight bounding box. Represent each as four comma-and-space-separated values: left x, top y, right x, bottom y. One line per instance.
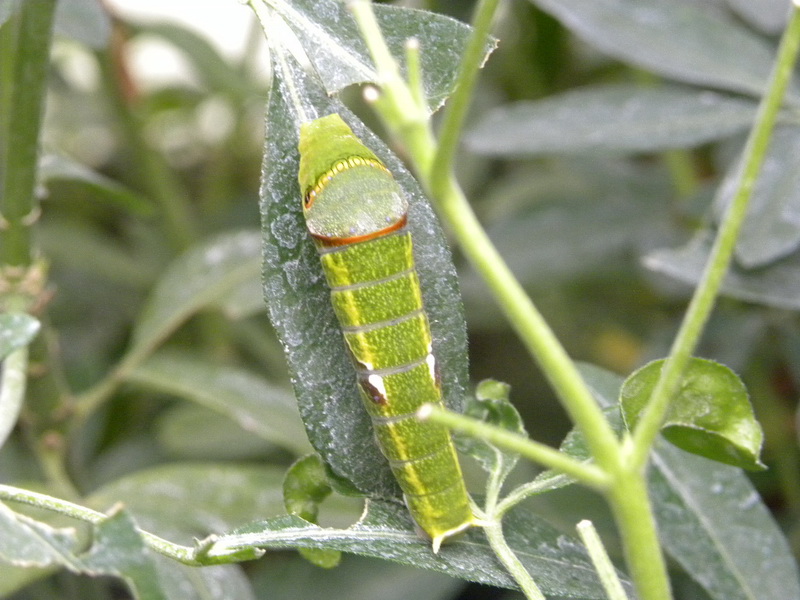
298, 114, 474, 552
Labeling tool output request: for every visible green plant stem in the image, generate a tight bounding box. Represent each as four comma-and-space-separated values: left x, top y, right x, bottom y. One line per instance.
607, 468, 671, 600
429, 0, 499, 199
349, 0, 621, 471
629, 5, 800, 470
349, 3, 673, 598
0, 484, 202, 565
576, 520, 629, 600
0, 0, 57, 267
483, 520, 546, 600
419, 404, 608, 489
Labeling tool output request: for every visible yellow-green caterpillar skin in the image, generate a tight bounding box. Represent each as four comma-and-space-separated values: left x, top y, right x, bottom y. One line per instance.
298, 114, 474, 551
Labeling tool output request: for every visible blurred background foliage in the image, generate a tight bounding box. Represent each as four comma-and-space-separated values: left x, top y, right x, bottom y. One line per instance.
1, 0, 799, 598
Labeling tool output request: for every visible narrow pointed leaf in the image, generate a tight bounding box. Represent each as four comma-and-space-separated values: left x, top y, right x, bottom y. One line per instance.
0, 501, 80, 568
211, 500, 633, 598
528, 0, 797, 99
87, 464, 290, 544
644, 230, 800, 310
39, 154, 153, 215
126, 350, 309, 455
467, 85, 759, 156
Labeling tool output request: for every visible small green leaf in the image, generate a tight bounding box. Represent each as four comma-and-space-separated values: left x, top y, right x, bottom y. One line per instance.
581, 363, 800, 600
467, 85, 759, 157
621, 358, 765, 470
0, 313, 39, 360
455, 379, 525, 480
212, 500, 633, 598
283, 455, 341, 568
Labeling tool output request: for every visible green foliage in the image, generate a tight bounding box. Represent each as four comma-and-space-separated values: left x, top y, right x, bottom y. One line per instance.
621, 358, 765, 470
1, 0, 799, 599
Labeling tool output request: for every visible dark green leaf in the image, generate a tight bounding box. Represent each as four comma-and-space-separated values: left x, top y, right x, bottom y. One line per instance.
528, 0, 796, 99
621, 358, 765, 470
39, 154, 154, 216
264, 0, 495, 111
127, 350, 309, 455
467, 85, 759, 156
644, 230, 800, 310
714, 126, 800, 268
53, 0, 110, 48
580, 363, 800, 600
211, 500, 632, 598
455, 379, 526, 480
129, 230, 261, 360
0, 313, 39, 359
283, 455, 341, 568
260, 59, 468, 498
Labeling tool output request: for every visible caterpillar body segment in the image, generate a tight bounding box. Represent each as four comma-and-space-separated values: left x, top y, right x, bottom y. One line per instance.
298, 114, 475, 551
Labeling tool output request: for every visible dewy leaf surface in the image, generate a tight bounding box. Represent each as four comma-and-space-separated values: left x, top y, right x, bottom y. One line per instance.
467, 85, 759, 156
260, 59, 468, 498
264, 0, 495, 110
579, 363, 800, 600
211, 499, 633, 598
528, 0, 799, 100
